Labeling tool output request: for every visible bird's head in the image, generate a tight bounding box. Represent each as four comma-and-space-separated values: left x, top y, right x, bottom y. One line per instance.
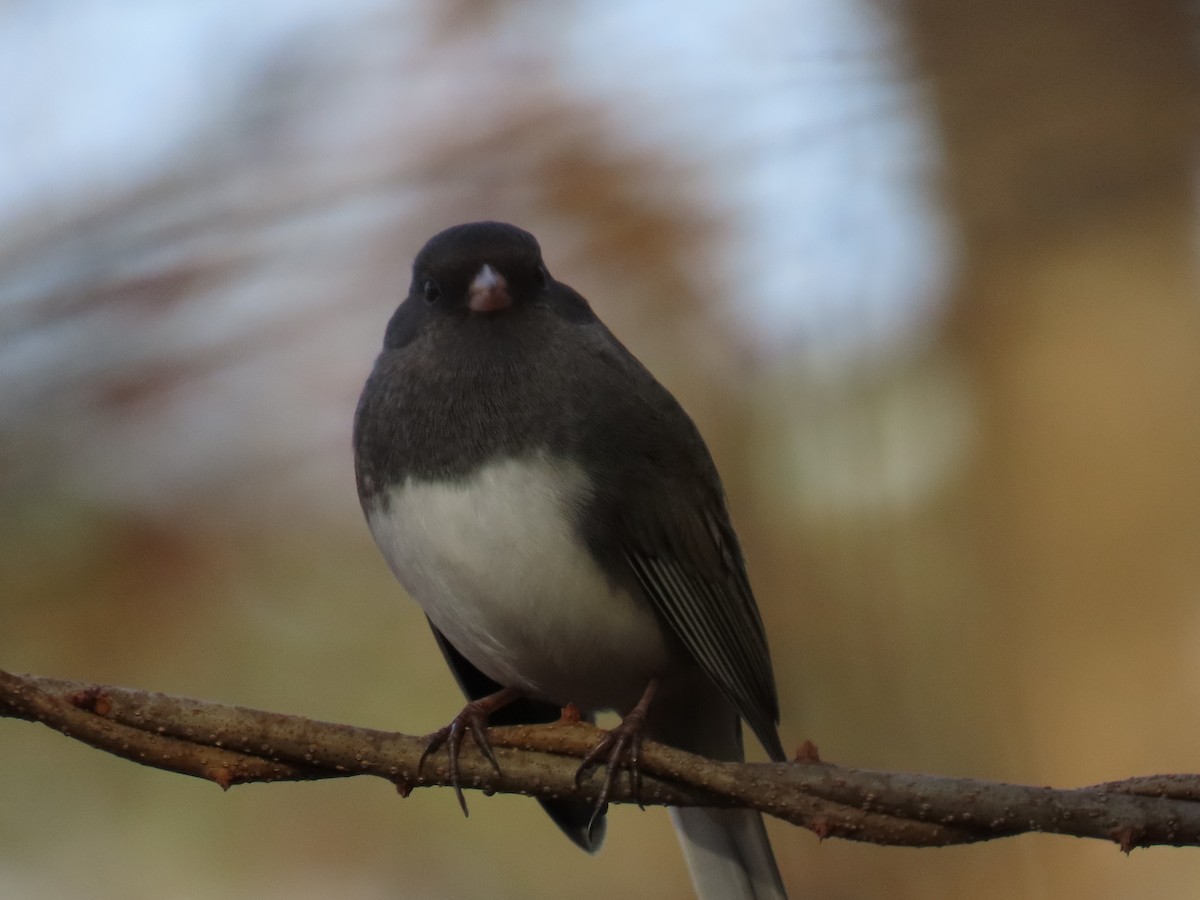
412, 221, 550, 316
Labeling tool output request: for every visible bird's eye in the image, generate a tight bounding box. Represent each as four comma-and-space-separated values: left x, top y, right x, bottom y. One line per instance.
422, 279, 440, 304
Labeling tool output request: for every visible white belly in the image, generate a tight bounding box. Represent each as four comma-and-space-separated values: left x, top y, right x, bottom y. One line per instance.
365, 454, 670, 712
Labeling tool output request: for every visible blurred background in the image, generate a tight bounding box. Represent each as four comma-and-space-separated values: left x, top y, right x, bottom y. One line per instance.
3, 0, 1200, 897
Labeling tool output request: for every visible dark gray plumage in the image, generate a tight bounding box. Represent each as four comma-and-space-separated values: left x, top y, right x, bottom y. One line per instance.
353, 221, 787, 898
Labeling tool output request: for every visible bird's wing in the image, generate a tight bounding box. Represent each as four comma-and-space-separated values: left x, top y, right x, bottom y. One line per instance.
619, 501, 786, 762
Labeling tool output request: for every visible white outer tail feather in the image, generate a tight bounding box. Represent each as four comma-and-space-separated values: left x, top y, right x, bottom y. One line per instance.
670, 806, 789, 899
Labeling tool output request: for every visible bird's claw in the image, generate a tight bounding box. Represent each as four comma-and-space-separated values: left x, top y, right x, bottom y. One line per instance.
574, 703, 650, 839
419, 699, 503, 816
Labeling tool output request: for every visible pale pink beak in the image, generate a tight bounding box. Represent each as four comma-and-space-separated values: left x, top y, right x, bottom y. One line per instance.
467, 264, 511, 313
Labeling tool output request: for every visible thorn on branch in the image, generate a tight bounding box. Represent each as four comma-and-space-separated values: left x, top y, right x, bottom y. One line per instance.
1112, 826, 1141, 854
69, 687, 112, 716
811, 817, 832, 841
794, 740, 821, 763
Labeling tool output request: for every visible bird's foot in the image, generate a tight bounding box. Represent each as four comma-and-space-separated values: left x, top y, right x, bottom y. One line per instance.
574, 679, 659, 838
419, 685, 522, 816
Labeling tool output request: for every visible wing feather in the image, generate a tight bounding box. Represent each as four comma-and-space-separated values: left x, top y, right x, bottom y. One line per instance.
622, 512, 785, 762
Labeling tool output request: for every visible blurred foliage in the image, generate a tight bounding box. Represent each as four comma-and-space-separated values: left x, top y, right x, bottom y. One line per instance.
4, 0, 1200, 898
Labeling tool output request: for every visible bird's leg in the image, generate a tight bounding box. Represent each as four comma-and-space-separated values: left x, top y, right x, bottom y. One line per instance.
575, 678, 659, 837
419, 685, 523, 816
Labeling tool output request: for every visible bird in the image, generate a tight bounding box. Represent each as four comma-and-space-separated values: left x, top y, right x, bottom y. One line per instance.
353, 221, 788, 899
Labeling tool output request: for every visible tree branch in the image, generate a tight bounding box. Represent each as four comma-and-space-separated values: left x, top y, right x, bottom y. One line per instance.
3, 668, 1197, 852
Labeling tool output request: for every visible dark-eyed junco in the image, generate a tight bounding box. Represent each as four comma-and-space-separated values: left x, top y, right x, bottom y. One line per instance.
353, 221, 788, 899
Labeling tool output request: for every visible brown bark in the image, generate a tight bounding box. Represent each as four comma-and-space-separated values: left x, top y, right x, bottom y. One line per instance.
4, 669, 1199, 851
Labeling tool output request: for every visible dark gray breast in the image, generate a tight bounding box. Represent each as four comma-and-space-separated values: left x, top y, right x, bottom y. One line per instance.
352, 298, 702, 501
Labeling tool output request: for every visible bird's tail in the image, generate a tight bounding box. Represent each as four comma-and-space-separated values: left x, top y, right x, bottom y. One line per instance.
670, 806, 788, 899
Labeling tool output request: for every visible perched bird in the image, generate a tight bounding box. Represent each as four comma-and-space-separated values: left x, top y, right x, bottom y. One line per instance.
353, 221, 788, 899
